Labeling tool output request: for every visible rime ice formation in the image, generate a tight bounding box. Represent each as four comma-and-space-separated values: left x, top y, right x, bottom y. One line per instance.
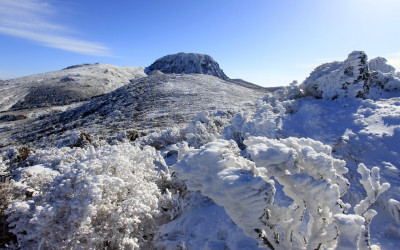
7, 144, 164, 249
301, 51, 400, 99
369, 57, 396, 73
173, 140, 275, 245
146, 52, 229, 80
172, 136, 389, 249
301, 51, 370, 99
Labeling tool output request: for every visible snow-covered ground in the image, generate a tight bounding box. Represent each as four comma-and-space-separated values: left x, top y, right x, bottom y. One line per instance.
1, 51, 400, 249
0, 73, 265, 150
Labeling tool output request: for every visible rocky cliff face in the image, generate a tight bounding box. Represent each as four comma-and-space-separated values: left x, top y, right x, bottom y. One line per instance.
146, 53, 229, 80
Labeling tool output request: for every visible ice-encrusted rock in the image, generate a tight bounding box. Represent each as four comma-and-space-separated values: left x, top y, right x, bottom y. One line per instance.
146, 52, 229, 80
369, 57, 396, 73
301, 51, 400, 100
369, 70, 400, 94
301, 51, 370, 99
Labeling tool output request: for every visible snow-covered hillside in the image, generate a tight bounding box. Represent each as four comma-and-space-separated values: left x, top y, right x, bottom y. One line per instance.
1, 51, 400, 249
0, 63, 146, 112
0, 73, 265, 149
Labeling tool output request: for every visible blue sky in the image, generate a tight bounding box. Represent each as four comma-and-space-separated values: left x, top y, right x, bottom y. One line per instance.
1, 0, 400, 87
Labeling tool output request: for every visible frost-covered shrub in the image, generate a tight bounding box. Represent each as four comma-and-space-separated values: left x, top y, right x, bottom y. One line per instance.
273, 80, 304, 100
173, 137, 389, 249
245, 137, 350, 249
140, 127, 183, 149
369, 70, 400, 94
182, 111, 225, 148
2, 147, 34, 167
68, 130, 94, 147
222, 99, 285, 147
7, 144, 164, 249
388, 199, 400, 224
0, 179, 20, 248
139, 110, 230, 150
172, 140, 274, 246
354, 164, 390, 248
369, 57, 396, 73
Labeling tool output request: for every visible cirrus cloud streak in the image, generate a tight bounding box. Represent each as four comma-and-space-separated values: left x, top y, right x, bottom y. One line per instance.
0, 0, 113, 57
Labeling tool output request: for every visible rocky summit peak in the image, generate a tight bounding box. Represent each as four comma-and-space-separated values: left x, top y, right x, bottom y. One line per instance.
146, 52, 229, 80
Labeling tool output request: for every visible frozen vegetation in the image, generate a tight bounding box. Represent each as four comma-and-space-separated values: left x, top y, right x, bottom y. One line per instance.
1, 51, 400, 249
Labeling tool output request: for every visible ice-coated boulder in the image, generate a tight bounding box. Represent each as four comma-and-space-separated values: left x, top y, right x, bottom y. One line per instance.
301, 51, 370, 99
301, 51, 400, 99
146, 52, 229, 80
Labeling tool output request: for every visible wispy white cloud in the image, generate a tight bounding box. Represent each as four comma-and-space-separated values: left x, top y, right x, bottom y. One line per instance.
0, 0, 113, 57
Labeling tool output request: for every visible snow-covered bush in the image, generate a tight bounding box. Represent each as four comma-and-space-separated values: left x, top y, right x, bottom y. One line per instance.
388, 199, 400, 224
173, 137, 389, 249
369, 57, 396, 73
182, 111, 226, 148
139, 110, 230, 149
7, 144, 165, 249
273, 80, 304, 100
354, 164, 390, 248
222, 99, 285, 147
172, 140, 275, 246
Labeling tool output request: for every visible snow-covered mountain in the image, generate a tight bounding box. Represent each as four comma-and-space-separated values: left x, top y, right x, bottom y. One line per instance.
1, 51, 400, 249
0, 63, 146, 112
146, 52, 229, 80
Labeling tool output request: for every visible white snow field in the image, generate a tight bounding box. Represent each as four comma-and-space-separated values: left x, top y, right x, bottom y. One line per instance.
1, 51, 400, 249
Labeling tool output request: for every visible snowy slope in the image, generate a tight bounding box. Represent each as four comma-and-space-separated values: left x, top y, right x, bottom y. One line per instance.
1, 74, 265, 149
0, 63, 146, 112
